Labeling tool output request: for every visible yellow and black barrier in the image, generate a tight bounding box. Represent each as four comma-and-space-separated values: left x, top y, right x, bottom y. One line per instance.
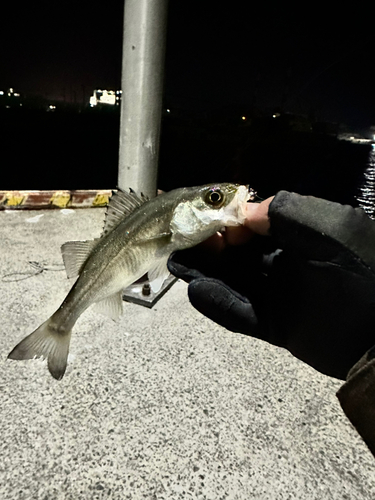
0, 190, 113, 210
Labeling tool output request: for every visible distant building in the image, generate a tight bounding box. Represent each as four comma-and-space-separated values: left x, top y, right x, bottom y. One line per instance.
89, 89, 122, 107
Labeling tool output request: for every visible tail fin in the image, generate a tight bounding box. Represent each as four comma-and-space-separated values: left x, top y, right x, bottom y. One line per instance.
8, 318, 72, 380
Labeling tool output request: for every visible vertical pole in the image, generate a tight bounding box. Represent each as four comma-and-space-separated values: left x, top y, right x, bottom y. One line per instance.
118, 0, 169, 198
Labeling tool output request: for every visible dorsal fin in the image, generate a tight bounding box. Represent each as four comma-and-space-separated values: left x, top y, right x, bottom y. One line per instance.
101, 188, 149, 237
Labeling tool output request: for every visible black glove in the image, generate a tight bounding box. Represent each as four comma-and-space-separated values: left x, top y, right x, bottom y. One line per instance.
168, 191, 375, 381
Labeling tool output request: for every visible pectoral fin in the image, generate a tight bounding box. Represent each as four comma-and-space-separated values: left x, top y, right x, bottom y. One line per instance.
148, 257, 170, 293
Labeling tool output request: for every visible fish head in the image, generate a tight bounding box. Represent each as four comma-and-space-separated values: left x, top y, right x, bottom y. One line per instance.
192, 183, 254, 226
170, 183, 256, 244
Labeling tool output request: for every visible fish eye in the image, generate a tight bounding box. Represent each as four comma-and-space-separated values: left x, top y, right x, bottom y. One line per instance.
205, 188, 223, 206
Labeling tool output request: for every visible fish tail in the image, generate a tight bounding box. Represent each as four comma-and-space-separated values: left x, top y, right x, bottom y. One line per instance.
8, 317, 72, 380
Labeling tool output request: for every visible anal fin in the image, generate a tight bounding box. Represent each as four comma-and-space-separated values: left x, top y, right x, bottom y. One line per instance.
93, 291, 124, 320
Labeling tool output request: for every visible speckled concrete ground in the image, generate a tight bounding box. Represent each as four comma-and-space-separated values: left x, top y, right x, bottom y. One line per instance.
0, 207, 374, 500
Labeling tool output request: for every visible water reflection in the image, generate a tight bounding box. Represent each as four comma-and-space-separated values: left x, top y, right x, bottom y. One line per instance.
357, 145, 375, 219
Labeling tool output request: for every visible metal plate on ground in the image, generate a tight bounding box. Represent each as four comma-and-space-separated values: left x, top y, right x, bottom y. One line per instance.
122, 274, 177, 308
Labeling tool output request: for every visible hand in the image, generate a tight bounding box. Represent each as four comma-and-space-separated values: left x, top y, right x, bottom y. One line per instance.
168, 192, 375, 381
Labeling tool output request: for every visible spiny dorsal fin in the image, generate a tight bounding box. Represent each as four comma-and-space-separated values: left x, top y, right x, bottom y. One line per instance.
61, 239, 98, 279
101, 188, 149, 237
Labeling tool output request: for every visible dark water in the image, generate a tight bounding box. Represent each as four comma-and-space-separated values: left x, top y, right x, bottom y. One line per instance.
0, 108, 371, 209
160, 116, 371, 206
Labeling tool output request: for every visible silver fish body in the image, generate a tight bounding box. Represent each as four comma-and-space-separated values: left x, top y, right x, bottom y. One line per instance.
8, 183, 253, 379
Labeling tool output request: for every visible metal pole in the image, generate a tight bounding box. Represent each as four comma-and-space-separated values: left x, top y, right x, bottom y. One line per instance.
118, 0, 169, 198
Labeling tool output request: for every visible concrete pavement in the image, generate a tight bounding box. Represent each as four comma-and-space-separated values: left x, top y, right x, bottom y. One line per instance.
1, 207, 374, 499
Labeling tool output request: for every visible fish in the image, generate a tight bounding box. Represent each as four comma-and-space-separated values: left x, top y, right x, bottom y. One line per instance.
8, 183, 254, 380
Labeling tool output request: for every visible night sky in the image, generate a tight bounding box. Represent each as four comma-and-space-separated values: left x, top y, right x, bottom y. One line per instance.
2, 1, 375, 129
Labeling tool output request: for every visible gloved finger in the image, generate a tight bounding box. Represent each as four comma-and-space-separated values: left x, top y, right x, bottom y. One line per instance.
169, 234, 275, 287
167, 245, 217, 283
167, 248, 209, 283
187, 277, 264, 338
167, 243, 245, 284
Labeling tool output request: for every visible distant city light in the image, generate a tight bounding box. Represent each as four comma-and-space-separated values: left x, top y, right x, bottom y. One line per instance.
241, 116, 246, 120
3, 88, 20, 98
48, 105, 56, 111
90, 89, 119, 107
166, 109, 171, 113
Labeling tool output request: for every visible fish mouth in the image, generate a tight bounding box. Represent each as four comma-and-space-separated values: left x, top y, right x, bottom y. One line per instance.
220, 184, 254, 226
